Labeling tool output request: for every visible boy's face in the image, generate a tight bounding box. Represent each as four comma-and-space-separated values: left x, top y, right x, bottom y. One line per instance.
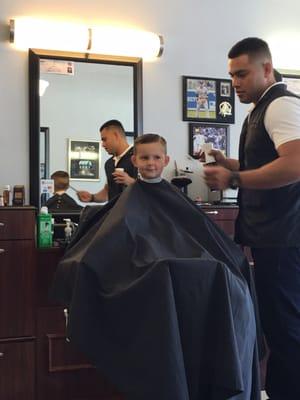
131, 142, 169, 179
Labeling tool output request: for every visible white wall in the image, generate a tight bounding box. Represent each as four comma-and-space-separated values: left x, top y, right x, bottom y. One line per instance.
1, 0, 300, 202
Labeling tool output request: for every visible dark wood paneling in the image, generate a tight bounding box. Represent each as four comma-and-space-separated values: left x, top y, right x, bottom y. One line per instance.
0, 340, 35, 400
201, 206, 238, 238
36, 307, 123, 400
0, 207, 36, 240
37, 247, 64, 307
0, 240, 36, 338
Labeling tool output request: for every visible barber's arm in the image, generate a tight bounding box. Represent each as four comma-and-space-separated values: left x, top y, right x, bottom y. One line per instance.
204, 139, 300, 190
77, 184, 108, 203
112, 170, 136, 186
209, 149, 240, 171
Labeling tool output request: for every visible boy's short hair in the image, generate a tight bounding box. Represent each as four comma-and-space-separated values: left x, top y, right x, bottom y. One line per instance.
51, 170, 69, 191
228, 37, 272, 62
99, 119, 125, 137
134, 133, 167, 154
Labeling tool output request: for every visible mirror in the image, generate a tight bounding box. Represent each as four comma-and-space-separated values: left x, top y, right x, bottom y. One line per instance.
29, 49, 143, 209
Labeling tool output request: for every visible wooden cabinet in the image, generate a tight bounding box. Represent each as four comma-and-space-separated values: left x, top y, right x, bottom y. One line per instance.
0, 340, 35, 400
37, 248, 123, 400
200, 205, 238, 238
0, 207, 36, 400
200, 205, 253, 263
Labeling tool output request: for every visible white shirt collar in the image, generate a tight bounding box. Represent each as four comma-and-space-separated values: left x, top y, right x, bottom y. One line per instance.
113, 145, 133, 166
139, 176, 162, 183
248, 82, 286, 114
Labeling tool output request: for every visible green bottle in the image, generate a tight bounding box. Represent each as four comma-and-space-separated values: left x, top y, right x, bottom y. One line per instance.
37, 206, 53, 248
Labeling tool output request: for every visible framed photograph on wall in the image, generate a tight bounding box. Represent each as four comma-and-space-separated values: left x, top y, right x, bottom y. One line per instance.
189, 123, 229, 161
68, 139, 101, 180
183, 76, 235, 123
282, 73, 300, 95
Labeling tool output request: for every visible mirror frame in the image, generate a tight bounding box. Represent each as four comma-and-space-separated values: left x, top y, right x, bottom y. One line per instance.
29, 48, 143, 208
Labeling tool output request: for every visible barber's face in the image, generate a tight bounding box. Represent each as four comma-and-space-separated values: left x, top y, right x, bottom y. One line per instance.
100, 128, 118, 155
228, 54, 270, 104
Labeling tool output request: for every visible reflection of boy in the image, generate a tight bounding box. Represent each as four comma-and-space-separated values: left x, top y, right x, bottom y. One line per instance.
46, 171, 82, 211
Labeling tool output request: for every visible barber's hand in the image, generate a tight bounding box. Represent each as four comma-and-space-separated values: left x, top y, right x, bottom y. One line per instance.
77, 190, 92, 202
112, 171, 135, 186
204, 166, 231, 190
208, 149, 227, 166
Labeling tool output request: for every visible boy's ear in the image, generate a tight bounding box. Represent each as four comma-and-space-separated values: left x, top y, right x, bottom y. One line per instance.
164, 155, 170, 166
131, 154, 137, 167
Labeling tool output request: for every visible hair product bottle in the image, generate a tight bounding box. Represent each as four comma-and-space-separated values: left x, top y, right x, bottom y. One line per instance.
37, 206, 53, 248
3, 185, 11, 206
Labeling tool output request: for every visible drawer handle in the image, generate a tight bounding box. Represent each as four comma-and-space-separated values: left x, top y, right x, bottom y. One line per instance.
0, 249, 5, 254
0, 352, 4, 358
205, 210, 219, 215
64, 308, 71, 343
0, 222, 4, 227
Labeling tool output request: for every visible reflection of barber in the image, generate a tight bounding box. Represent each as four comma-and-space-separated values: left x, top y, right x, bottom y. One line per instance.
77, 120, 137, 202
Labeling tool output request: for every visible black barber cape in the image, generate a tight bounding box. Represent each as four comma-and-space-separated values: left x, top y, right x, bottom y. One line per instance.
50, 179, 260, 400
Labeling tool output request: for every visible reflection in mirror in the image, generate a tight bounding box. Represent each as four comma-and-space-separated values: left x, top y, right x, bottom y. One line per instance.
40, 127, 49, 179
30, 49, 143, 209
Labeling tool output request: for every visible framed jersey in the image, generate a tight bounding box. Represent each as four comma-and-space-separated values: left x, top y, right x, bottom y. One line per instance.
183, 76, 235, 124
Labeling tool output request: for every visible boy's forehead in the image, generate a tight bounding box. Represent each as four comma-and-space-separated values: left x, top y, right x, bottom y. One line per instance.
136, 141, 165, 153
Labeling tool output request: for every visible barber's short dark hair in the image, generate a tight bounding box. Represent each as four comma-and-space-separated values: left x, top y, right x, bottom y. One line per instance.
134, 133, 167, 154
228, 37, 272, 61
100, 119, 125, 134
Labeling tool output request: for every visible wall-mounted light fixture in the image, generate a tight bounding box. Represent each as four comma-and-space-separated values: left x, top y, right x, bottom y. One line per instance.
9, 18, 164, 60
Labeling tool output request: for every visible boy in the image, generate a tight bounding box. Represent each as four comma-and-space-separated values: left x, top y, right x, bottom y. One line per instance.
51, 134, 260, 400
131, 133, 169, 182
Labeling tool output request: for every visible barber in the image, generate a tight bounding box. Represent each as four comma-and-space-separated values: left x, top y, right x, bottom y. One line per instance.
77, 119, 137, 202
204, 37, 300, 399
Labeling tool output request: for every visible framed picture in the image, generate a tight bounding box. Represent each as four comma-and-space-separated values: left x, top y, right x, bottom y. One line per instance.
189, 123, 229, 161
183, 76, 235, 123
68, 139, 101, 180
282, 74, 300, 95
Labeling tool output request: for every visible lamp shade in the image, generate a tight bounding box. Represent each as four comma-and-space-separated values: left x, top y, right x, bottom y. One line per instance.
91, 26, 163, 60
10, 18, 163, 60
10, 19, 89, 52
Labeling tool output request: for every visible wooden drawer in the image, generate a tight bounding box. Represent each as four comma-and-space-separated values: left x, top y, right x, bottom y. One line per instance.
36, 307, 123, 400
201, 206, 238, 221
0, 340, 35, 400
0, 207, 36, 240
201, 206, 238, 238
0, 240, 35, 338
